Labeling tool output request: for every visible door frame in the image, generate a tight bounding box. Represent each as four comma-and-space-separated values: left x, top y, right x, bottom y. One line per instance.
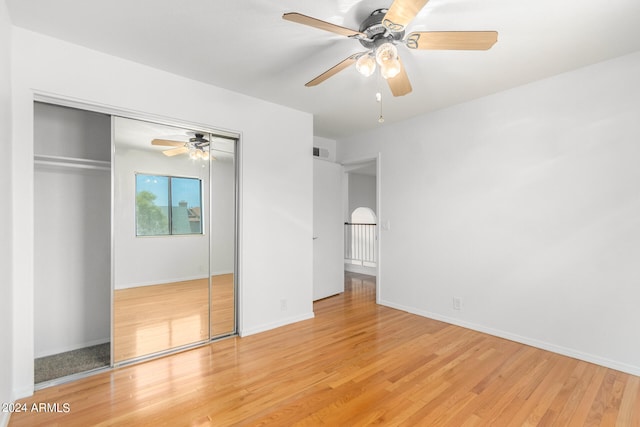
341, 153, 382, 303
32, 92, 242, 376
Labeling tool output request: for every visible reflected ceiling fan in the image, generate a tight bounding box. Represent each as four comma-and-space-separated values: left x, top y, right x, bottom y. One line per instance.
151, 132, 214, 160
283, 0, 498, 96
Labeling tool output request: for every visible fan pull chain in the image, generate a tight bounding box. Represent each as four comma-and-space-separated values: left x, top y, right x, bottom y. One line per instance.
376, 91, 384, 123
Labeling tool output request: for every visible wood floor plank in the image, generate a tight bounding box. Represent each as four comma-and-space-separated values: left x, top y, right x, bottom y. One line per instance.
9, 272, 640, 426
617, 375, 640, 426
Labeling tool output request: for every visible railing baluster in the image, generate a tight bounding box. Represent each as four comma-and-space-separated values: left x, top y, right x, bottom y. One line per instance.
344, 222, 377, 267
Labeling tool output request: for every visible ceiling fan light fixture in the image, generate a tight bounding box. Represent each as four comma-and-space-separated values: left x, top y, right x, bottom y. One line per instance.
381, 58, 401, 79
356, 54, 376, 77
188, 148, 198, 160
283, 3, 499, 101
375, 42, 398, 66
202, 150, 210, 161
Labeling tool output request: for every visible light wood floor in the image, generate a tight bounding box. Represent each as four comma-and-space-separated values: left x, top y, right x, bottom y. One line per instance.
113, 274, 235, 362
11, 273, 640, 426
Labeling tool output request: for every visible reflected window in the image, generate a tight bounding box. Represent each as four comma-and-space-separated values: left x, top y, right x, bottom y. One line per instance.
136, 174, 202, 236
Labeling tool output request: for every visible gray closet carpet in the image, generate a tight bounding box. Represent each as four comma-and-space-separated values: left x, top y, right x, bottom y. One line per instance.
35, 343, 110, 383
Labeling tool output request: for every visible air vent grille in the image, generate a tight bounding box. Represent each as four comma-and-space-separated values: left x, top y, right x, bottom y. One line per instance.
313, 146, 329, 159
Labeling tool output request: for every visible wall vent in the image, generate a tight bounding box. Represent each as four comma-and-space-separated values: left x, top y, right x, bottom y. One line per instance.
313, 146, 329, 159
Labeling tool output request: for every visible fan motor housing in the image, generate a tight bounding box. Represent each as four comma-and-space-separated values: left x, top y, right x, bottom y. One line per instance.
358, 9, 404, 49
189, 133, 209, 149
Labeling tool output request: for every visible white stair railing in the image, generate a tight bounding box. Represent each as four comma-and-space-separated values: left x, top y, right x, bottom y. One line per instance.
344, 222, 377, 266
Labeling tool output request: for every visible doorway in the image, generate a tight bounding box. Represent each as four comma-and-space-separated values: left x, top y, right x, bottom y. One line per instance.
343, 159, 378, 277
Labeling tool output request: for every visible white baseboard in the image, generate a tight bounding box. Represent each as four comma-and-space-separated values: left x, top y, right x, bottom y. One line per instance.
379, 299, 640, 377
2, 384, 40, 426
344, 263, 377, 276
239, 312, 315, 337
13, 386, 34, 401
115, 274, 210, 290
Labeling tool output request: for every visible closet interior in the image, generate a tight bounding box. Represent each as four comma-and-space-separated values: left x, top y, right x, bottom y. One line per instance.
33, 102, 112, 384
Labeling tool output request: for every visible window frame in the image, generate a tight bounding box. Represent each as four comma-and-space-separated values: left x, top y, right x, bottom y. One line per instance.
135, 173, 204, 237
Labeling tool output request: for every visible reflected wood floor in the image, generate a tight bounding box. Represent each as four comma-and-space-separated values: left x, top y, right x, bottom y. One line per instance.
113, 274, 235, 362
11, 272, 640, 426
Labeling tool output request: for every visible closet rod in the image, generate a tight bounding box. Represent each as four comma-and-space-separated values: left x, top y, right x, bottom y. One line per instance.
34, 154, 111, 171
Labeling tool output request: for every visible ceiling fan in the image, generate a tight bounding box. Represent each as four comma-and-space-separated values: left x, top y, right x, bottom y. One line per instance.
283, 0, 498, 97
151, 132, 213, 160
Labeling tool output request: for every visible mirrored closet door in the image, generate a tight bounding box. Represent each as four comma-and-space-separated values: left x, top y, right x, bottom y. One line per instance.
208, 136, 237, 338
112, 116, 237, 363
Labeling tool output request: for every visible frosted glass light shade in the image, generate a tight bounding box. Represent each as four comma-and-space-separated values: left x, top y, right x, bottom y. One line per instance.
356, 54, 376, 77
381, 58, 401, 79
375, 42, 398, 65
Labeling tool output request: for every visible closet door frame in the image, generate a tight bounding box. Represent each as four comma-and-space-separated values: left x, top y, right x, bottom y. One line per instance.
33, 92, 241, 373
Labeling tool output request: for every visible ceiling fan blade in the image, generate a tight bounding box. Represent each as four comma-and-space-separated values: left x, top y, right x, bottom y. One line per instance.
283, 12, 365, 38
406, 31, 498, 50
383, 0, 430, 32
152, 138, 185, 147
305, 53, 361, 87
162, 147, 189, 157
387, 56, 412, 97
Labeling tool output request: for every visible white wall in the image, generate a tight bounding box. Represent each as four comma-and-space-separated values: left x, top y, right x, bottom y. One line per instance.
11, 28, 313, 397
0, 1, 13, 423
210, 152, 236, 275
34, 167, 111, 356
34, 102, 111, 159
338, 51, 640, 376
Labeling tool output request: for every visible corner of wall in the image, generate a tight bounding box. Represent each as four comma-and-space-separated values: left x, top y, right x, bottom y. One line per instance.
0, 0, 14, 419
239, 311, 315, 337
1, 412, 11, 427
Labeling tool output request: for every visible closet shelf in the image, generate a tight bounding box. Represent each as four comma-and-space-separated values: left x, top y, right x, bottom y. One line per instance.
34, 154, 111, 171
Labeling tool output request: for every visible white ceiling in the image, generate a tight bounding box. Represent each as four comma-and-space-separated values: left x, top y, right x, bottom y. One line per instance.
7, 0, 640, 139
345, 161, 377, 176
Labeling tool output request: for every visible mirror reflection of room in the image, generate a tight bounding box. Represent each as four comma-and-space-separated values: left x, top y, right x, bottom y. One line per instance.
113, 117, 236, 363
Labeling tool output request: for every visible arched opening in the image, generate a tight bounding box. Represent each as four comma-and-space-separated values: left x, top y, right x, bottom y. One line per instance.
351, 207, 376, 224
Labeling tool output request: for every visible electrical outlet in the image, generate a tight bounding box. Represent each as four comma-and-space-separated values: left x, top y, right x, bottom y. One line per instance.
280, 299, 287, 311
453, 297, 461, 311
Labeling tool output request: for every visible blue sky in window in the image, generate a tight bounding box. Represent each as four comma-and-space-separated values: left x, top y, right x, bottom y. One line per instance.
171, 177, 202, 208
